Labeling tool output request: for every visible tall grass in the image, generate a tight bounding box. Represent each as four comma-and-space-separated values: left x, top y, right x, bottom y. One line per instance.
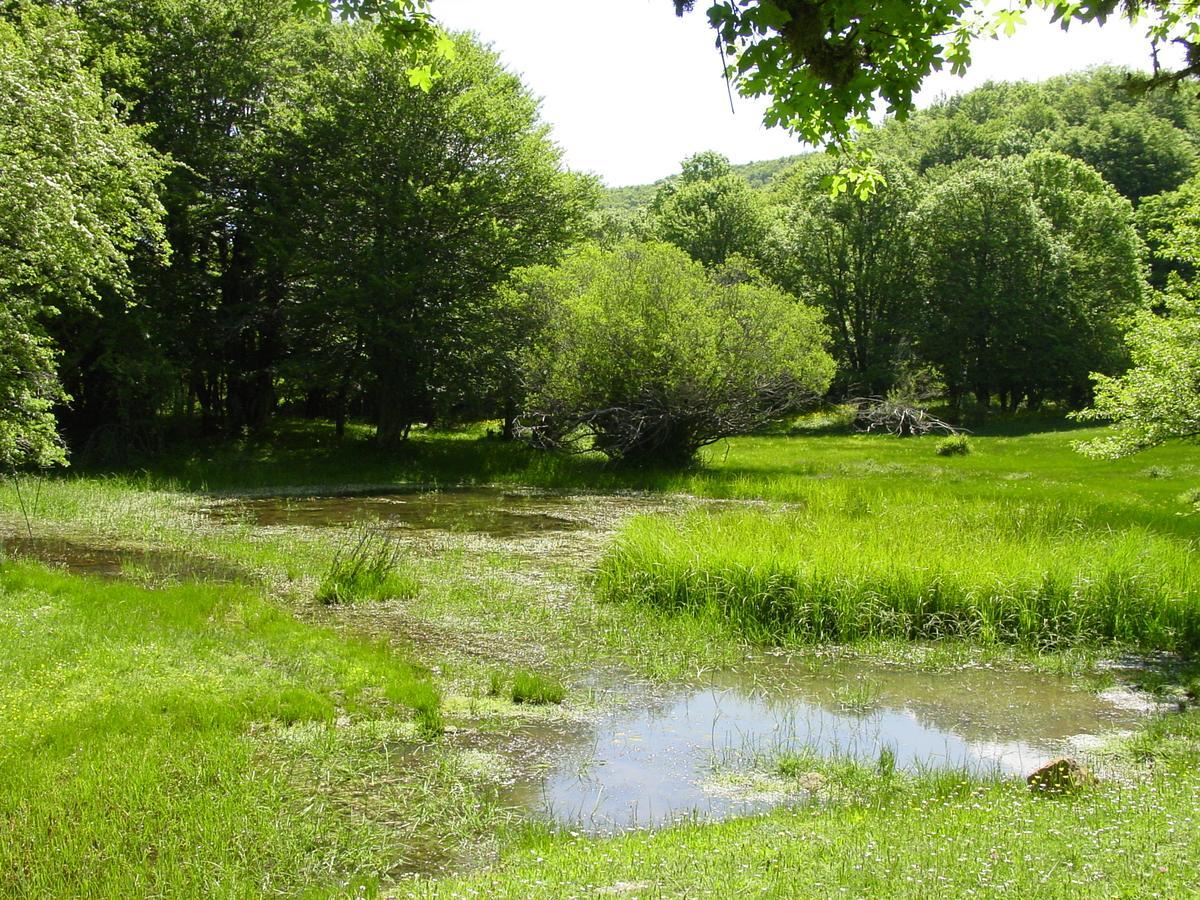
596, 495, 1200, 651
316, 528, 419, 605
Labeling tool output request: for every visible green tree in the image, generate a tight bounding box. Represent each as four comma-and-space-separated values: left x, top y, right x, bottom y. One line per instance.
767, 155, 920, 394
292, 27, 594, 446
1076, 284, 1200, 456
914, 153, 1144, 413
1052, 106, 1198, 201
0, 8, 165, 468
519, 241, 834, 465
68, 0, 312, 434
1077, 185, 1200, 455
649, 152, 769, 268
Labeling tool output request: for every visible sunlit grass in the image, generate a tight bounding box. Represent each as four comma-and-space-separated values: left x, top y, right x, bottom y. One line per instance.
0, 563, 440, 894
597, 494, 1200, 650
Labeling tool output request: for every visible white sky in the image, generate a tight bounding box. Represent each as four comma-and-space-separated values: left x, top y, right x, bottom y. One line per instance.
432, 1, 1173, 187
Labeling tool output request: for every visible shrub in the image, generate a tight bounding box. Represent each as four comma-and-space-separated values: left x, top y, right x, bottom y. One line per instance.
515, 241, 834, 466
315, 530, 418, 605
935, 434, 972, 456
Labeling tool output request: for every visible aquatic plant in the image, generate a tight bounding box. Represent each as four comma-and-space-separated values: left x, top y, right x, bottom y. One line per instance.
510, 670, 566, 705
315, 529, 418, 605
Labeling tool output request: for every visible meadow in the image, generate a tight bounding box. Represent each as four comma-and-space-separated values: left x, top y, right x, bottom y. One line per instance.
1, 418, 1198, 895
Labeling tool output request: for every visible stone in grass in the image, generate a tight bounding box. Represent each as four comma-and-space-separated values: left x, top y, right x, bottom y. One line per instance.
1026, 757, 1097, 794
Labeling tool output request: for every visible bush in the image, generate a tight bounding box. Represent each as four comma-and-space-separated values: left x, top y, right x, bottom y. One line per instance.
935, 434, 972, 456
515, 241, 834, 466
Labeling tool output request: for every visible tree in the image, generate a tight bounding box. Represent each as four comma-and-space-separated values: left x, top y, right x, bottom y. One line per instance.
1075, 285, 1200, 456
872, 69, 1200, 202
68, 0, 313, 435
291, 27, 594, 446
518, 242, 834, 465
1076, 181, 1200, 455
648, 153, 770, 268
0, 8, 166, 468
913, 153, 1145, 412
767, 155, 920, 394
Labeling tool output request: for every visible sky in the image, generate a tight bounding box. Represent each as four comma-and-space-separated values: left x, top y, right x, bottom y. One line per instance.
432, 1, 1173, 187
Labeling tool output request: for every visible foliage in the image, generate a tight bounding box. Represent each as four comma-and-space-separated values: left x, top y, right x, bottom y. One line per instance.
292, 27, 594, 446
1075, 283, 1200, 456
684, 0, 1200, 163
913, 153, 1146, 412
648, 152, 770, 267
1076, 173, 1200, 456
877, 69, 1200, 202
518, 242, 834, 465
0, 7, 165, 468
767, 155, 920, 393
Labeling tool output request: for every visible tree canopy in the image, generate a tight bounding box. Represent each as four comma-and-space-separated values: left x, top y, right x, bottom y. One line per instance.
518, 242, 834, 464
0, 7, 165, 468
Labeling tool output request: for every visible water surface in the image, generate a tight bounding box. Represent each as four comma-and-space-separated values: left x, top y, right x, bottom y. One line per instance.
496, 659, 1144, 834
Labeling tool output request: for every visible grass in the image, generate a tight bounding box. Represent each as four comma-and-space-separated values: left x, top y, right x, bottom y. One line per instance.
316, 528, 419, 605
0, 563, 441, 894
509, 671, 567, 705
410, 711, 1200, 898
596, 493, 1200, 650
2, 417, 1199, 893
934, 433, 971, 456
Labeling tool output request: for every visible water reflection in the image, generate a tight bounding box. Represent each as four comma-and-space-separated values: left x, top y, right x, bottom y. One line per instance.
206, 488, 603, 537
502, 660, 1143, 834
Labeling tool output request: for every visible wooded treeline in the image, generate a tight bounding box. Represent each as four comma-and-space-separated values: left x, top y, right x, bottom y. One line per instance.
612, 68, 1200, 411
3, 0, 592, 465
3, 0, 1198, 466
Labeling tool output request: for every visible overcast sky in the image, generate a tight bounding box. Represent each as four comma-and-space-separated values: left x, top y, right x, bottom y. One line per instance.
433, 1, 1172, 187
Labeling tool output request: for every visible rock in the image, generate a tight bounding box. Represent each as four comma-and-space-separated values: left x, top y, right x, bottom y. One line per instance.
1026, 757, 1096, 794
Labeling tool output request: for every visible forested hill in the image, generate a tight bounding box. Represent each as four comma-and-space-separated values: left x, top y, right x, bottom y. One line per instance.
605, 66, 1200, 214
602, 154, 808, 211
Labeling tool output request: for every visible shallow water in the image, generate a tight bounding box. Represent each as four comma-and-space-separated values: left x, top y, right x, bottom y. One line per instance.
207, 487, 599, 538
1, 535, 242, 583
497, 659, 1145, 834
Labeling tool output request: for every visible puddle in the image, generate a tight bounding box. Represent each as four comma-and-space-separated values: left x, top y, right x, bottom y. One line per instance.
206, 487, 662, 539
1, 535, 243, 583
496, 659, 1146, 834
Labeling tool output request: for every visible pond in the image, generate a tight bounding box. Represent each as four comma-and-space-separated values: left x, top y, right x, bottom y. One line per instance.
1, 535, 242, 583
204, 487, 657, 538
485, 659, 1146, 834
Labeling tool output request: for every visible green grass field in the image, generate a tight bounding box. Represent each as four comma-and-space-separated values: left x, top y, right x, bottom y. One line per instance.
1, 418, 1198, 895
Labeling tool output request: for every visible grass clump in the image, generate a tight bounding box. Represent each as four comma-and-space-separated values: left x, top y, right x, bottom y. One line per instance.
509, 670, 566, 705
934, 433, 971, 456
597, 499, 1200, 651
316, 529, 418, 605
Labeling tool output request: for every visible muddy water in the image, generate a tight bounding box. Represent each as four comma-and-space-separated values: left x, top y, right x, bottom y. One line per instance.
496, 659, 1145, 834
206, 487, 651, 538
1, 535, 242, 583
